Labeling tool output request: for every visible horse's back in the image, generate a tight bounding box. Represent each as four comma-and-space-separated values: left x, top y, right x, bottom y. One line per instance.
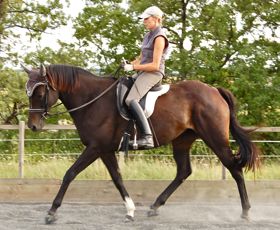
163, 80, 228, 110
152, 80, 230, 144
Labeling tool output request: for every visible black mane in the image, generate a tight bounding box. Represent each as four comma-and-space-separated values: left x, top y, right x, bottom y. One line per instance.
46, 64, 94, 92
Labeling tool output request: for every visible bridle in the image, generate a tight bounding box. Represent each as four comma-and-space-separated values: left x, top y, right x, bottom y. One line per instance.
27, 77, 51, 119
26, 65, 122, 119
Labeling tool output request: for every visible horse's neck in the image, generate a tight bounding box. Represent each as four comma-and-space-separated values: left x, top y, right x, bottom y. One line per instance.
58, 76, 115, 113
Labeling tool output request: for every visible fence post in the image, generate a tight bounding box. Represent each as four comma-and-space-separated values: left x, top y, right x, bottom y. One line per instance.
18, 121, 25, 178
118, 151, 125, 169
222, 165, 226, 180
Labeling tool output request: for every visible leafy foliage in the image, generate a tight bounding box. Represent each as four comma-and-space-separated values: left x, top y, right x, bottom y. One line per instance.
72, 0, 280, 126
0, 0, 69, 66
0, 0, 279, 158
0, 68, 27, 124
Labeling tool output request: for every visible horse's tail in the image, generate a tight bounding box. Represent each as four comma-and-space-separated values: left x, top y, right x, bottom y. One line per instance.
217, 87, 259, 172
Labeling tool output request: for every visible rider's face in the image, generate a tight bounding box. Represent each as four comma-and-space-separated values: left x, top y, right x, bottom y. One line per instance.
143, 16, 159, 30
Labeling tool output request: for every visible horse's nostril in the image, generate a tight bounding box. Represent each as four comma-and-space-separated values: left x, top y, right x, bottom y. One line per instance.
31, 125, 37, 131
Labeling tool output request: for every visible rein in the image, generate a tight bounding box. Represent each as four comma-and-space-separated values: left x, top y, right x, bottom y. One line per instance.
48, 78, 120, 117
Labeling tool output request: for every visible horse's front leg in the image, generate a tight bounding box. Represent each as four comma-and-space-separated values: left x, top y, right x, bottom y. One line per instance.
101, 153, 135, 222
46, 146, 99, 224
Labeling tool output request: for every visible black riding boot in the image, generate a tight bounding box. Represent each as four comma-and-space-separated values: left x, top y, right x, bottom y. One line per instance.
129, 100, 154, 149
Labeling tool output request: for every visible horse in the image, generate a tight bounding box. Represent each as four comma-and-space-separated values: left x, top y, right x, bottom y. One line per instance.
22, 63, 259, 224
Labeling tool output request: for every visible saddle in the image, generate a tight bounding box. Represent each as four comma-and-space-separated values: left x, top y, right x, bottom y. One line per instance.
116, 77, 170, 120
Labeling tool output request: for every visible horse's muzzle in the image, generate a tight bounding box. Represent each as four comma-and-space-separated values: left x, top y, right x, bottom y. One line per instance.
28, 118, 44, 131
29, 124, 39, 131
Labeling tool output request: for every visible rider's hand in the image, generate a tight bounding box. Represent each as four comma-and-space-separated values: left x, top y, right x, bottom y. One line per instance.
124, 64, 134, 72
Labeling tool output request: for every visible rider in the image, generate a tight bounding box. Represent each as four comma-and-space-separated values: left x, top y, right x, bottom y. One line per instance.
123, 6, 169, 149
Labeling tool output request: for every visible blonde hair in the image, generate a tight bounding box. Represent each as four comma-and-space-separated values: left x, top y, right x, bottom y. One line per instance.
152, 15, 163, 25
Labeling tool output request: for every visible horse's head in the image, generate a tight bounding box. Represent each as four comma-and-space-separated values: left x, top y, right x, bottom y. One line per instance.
22, 64, 59, 131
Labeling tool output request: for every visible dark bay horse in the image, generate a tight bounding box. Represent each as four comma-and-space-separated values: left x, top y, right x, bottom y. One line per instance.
23, 64, 259, 224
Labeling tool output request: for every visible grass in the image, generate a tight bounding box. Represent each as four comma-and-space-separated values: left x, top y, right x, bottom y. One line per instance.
0, 157, 280, 180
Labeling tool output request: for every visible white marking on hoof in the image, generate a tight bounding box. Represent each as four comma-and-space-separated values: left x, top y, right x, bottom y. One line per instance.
124, 196, 135, 218
45, 212, 57, 224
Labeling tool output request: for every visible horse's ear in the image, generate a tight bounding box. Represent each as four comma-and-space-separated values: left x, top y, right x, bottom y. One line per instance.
21, 63, 32, 74
40, 63, 47, 77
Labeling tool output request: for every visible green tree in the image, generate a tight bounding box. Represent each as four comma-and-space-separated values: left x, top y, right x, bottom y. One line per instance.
0, 68, 26, 124
0, 0, 69, 124
73, 0, 143, 72
0, 0, 69, 65
0, 0, 279, 158
73, 0, 279, 125
0, 0, 279, 127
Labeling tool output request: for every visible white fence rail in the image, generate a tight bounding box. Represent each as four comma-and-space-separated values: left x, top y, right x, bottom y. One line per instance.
0, 121, 280, 179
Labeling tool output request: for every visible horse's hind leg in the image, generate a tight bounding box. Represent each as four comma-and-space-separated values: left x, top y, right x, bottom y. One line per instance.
46, 145, 99, 224
216, 146, 251, 220
228, 161, 251, 220
197, 129, 251, 219
101, 153, 135, 222
148, 130, 197, 216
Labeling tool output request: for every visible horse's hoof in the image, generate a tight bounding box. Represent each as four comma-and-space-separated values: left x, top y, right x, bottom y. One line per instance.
147, 208, 158, 217
241, 211, 250, 221
124, 215, 134, 222
45, 212, 57, 224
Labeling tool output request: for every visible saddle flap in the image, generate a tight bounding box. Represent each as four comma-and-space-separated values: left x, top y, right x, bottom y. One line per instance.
116, 77, 134, 120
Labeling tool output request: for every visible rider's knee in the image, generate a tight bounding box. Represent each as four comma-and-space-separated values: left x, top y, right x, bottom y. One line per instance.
125, 98, 132, 107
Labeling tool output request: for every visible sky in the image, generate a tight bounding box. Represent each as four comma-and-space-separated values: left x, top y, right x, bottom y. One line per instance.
13, 1, 85, 57
40, 0, 85, 49
39, 1, 86, 50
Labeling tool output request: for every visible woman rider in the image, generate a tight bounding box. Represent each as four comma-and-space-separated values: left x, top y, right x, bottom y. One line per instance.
123, 6, 169, 149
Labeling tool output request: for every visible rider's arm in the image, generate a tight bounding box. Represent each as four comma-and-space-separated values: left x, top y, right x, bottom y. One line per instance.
133, 36, 165, 72
131, 53, 142, 65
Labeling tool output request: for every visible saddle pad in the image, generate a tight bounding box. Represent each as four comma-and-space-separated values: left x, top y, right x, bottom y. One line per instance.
142, 85, 170, 118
